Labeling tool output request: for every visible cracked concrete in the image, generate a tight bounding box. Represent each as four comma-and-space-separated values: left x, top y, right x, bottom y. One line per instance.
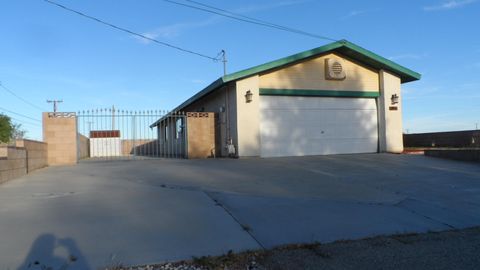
1, 154, 479, 269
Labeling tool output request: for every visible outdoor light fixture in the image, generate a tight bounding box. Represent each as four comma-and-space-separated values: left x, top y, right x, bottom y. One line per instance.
245, 90, 253, 103
391, 94, 399, 105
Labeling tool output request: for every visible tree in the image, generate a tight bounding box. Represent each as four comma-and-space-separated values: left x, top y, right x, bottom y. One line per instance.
0, 114, 13, 143
0, 114, 27, 143
12, 123, 26, 140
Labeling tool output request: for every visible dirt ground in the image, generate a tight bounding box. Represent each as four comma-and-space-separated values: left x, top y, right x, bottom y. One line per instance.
124, 226, 480, 270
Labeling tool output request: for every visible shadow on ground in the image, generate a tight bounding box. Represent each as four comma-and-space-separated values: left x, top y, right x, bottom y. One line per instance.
17, 234, 91, 270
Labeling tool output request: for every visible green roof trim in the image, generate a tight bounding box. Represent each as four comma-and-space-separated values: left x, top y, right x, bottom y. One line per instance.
335, 40, 421, 82
164, 39, 421, 115
259, 88, 380, 98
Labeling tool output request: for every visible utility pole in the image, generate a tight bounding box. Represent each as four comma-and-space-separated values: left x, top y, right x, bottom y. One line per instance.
221, 50, 227, 76
47, 100, 63, 112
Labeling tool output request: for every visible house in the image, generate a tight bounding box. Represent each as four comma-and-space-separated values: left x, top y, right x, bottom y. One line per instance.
152, 40, 421, 158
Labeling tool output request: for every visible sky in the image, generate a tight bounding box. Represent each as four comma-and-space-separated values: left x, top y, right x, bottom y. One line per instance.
0, 0, 479, 140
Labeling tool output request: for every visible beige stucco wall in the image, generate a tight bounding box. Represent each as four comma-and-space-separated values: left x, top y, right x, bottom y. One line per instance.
43, 112, 78, 165
235, 75, 261, 157
259, 52, 379, 92
378, 70, 403, 153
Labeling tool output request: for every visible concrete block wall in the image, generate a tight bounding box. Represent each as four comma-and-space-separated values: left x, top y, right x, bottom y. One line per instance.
43, 112, 78, 165
15, 139, 48, 172
404, 130, 480, 148
0, 147, 27, 184
78, 134, 90, 159
121, 139, 157, 156
186, 112, 215, 158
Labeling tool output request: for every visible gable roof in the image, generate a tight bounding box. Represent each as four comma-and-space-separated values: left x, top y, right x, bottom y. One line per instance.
152, 40, 421, 126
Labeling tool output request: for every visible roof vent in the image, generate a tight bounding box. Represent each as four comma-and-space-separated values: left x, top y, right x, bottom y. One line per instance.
325, 58, 346, 80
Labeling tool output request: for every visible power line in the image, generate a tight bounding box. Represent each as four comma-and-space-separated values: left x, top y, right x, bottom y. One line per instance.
183, 0, 337, 41
4, 115, 41, 127
163, 0, 338, 42
0, 106, 42, 122
0, 81, 46, 111
42, 0, 220, 61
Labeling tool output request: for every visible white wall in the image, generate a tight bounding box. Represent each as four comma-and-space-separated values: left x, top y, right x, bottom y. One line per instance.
378, 70, 403, 153
90, 138, 122, 157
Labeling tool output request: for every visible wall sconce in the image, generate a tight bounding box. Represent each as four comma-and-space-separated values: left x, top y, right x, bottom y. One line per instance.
391, 94, 399, 105
245, 90, 253, 103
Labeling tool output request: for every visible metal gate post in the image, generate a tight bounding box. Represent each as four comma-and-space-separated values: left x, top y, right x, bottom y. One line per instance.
184, 114, 188, 159
132, 113, 136, 158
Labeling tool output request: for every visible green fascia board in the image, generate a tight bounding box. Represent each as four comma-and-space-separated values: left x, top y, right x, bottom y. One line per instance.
338, 41, 421, 82
158, 39, 420, 117
259, 88, 380, 98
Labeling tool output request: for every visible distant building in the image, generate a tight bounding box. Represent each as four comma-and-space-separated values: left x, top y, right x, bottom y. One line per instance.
89, 130, 121, 157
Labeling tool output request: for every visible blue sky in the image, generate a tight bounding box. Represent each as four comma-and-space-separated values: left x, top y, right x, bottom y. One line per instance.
1, 0, 479, 140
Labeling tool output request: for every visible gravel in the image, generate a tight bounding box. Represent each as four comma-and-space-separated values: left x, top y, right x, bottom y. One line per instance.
106, 226, 480, 270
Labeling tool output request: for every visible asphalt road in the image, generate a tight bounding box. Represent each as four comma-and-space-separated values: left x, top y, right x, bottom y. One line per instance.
0, 154, 479, 269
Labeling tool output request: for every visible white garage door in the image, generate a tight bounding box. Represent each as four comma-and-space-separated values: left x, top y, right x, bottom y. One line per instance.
259, 96, 378, 157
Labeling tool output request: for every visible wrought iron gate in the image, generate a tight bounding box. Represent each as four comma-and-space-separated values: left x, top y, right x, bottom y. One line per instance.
76, 108, 187, 160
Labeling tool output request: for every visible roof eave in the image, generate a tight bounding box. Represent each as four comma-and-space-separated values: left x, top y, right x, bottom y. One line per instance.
339, 40, 421, 83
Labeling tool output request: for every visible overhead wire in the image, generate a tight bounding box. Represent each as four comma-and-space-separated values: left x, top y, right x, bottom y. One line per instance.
42, 0, 220, 61
163, 0, 338, 42
0, 81, 46, 111
3, 115, 41, 127
0, 106, 42, 123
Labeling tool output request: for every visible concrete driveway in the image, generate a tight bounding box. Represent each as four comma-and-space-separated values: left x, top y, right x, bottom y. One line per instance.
1, 154, 479, 269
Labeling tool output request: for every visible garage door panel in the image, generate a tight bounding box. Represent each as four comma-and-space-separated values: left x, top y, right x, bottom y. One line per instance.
260, 96, 378, 157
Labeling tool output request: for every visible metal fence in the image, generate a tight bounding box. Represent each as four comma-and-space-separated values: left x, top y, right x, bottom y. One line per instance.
76, 108, 187, 160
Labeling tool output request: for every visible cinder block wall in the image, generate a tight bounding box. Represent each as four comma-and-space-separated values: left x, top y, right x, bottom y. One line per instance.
404, 130, 480, 148
186, 112, 215, 158
121, 139, 155, 156
43, 112, 78, 165
0, 147, 27, 184
15, 139, 48, 172
78, 134, 90, 159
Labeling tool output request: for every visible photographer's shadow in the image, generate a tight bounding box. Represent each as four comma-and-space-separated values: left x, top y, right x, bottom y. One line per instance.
17, 234, 91, 270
